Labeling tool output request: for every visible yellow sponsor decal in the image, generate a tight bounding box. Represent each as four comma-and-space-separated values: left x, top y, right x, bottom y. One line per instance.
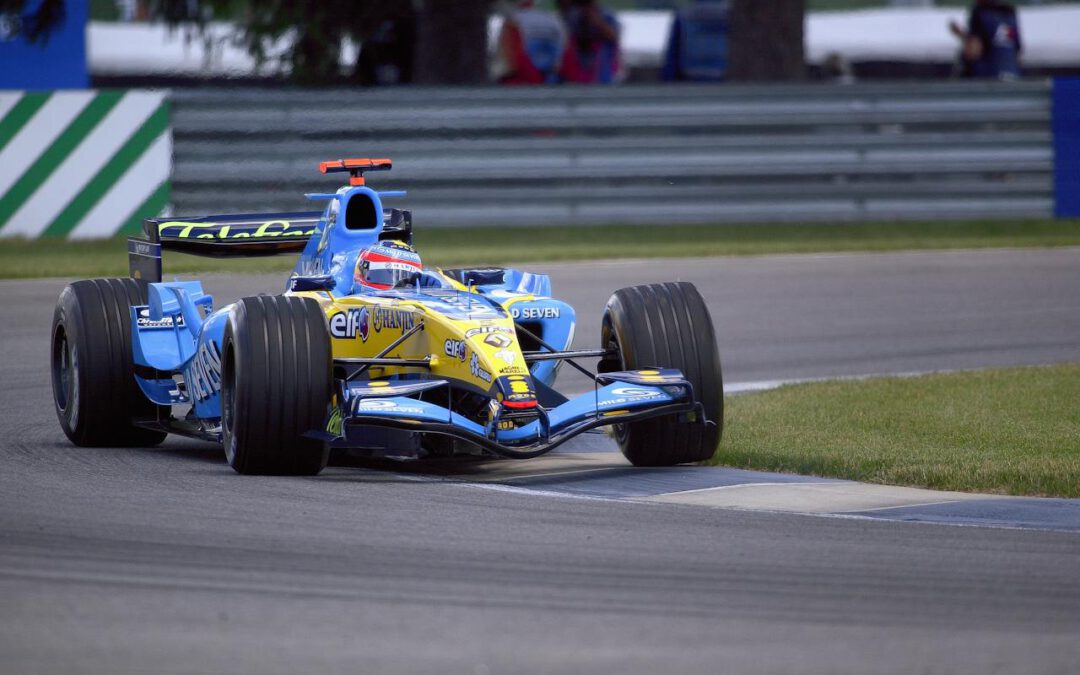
158, 221, 316, 240
313, 293, 525, 390
326, 408, 343, 435
500, 295, 536, 315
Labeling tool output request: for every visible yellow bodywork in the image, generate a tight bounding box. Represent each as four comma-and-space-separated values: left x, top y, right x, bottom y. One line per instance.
288, 275, 536, 397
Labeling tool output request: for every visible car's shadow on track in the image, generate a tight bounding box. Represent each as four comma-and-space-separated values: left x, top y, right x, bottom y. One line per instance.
323, 435, 626, 483
322, 429, 622, 481
149, 442, 448, 484
119, 440, 469, 485
67, 434, 624, 486
150, 440, 226, 464
329, 452, 507, 477
30, 437, 224, 465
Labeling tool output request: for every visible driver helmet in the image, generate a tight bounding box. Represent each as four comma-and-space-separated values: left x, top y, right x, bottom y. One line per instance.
353, 241, 423, 291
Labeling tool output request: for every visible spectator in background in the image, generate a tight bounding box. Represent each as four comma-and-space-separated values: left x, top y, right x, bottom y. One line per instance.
558, 0, 621, 84
661, 0, 729, 82
822, 52, 855, 85
949, 0, 1022, 80
355, 11, 416, 86
493, 0, 567, 85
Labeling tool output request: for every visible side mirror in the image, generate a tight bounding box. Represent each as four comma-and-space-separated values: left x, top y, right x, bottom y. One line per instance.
289, 275, 337, 292
379, 209, 413, 245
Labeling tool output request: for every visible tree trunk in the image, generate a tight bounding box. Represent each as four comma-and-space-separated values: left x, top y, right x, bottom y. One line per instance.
413, 0, 492, 85
727, 0, 805, 81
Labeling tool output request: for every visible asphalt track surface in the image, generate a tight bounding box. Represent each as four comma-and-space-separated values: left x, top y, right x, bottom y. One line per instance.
2, 248, 1079, 674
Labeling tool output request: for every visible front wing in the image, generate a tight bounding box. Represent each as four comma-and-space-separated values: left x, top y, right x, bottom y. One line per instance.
317, 369, 707, 459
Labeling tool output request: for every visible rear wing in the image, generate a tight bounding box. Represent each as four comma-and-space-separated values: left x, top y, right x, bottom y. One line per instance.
129, 159, 408, 283
128, 212, 321, 283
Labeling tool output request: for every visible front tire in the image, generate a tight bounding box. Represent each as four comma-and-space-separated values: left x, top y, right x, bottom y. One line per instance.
50, 278, 168, 447
221, 295, 332, 475
600, 282, 723, 466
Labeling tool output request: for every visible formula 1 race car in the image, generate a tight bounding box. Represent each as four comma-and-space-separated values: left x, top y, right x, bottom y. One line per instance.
50, 159, 723, 475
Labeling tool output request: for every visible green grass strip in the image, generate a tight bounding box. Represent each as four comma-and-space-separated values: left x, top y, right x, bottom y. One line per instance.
712, 364, 1080, 498
0, 92, 123, 227
43, 105, 169, 238
119, 181, 171, 236
0, 93, 50, 154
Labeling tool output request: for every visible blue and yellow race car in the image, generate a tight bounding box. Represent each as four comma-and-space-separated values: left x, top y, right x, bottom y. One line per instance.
50, 159, 723, 475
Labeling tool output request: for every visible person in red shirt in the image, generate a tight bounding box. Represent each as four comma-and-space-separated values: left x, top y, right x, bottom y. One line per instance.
494, 0, 567, 85
558, 0, 621, 84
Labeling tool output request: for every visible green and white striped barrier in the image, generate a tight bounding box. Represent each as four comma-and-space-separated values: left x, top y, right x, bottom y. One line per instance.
0, 90, 170, 239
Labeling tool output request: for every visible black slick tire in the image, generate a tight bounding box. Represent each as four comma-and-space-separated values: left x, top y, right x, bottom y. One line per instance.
220, 295, 331, 476
600, 282, 723, 466
50, 278, 169, 447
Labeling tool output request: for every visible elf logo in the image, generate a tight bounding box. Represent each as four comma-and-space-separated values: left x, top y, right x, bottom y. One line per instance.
329, 308, 370, 342
444, 339, 467, 361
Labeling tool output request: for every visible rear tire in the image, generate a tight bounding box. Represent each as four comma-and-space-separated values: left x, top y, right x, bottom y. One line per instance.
221, 295, 331, 475
50, 278, 168, 447
600, 282, 723, 466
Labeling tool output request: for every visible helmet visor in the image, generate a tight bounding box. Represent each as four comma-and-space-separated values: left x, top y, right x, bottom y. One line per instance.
361, 260, 421, 289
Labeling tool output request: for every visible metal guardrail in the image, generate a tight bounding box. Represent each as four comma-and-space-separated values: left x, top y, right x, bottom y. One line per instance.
171, 81, 1053, 225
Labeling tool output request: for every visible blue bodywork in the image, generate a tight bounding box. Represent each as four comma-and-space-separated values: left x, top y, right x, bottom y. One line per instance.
127, 182, 699, 457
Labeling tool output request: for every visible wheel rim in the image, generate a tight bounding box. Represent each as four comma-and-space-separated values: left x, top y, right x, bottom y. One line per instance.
51, 324, 78, 423
221, 347, 237, 464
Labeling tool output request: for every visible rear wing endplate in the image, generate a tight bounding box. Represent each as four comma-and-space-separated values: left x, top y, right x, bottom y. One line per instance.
128, 212, 321, 283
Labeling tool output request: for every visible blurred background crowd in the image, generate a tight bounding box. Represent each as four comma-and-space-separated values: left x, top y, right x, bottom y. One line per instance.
1, 0, 1077, 89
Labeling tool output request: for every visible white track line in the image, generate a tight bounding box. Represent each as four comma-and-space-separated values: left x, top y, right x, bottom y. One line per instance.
725, 368, 981, 395
561, 368, 973, 400
638, 481, 831, 498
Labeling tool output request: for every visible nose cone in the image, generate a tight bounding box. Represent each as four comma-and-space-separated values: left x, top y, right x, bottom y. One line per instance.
496, 372, 537, 408
458, 322, 530, 389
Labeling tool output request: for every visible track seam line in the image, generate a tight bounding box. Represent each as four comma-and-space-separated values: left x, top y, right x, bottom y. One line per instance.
497, 467, 629, 482
643, 480, 840, 498
838, 498, 990, 513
